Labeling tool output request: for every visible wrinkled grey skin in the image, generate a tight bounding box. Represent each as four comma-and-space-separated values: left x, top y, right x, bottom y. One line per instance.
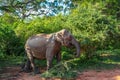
22, 29, 80, 74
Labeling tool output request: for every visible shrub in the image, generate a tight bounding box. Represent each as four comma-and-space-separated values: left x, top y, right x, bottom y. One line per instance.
0, 15, 23, 56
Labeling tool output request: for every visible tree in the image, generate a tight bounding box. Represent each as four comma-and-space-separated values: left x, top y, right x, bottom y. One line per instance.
0, 0, 74, 19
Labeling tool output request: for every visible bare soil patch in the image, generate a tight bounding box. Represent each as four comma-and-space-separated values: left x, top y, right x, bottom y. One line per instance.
0, 66, 120, 80
76, 69, 120, 80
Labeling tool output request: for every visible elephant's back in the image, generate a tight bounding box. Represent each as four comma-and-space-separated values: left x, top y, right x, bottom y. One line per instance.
26, 34, 52, 48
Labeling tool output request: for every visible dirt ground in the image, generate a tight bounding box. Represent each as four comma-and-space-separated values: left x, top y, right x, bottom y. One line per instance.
0, 66, 120, 80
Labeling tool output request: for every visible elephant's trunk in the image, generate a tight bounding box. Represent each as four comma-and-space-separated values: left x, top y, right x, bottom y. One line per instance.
72, 36, 80, 57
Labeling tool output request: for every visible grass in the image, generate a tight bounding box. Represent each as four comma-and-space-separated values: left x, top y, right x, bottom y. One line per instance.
0, 49, 120, 79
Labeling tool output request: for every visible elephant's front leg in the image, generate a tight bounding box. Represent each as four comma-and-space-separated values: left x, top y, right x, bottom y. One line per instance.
46, 57, 53, 70
46, 47, 54, 70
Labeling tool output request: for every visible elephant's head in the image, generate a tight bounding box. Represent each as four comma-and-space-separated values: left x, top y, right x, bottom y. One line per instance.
55, 29, 80, 57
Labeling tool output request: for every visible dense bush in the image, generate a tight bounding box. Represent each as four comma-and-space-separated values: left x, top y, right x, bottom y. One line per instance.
64, 3, 120, 57
102, 0, 120, 19
0, 14, 23, 57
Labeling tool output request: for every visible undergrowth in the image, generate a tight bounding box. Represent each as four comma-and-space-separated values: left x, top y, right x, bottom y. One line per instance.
0, 49, 120, 79
40, 49, 120, 79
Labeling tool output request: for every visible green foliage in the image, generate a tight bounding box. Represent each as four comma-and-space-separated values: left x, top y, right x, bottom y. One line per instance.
102, 0, 120, 19
65, 2, 119, 57
41, 49, 120, 78
0, 14, 23, 56
41, 60, 77, 78
0, 1, 120, 58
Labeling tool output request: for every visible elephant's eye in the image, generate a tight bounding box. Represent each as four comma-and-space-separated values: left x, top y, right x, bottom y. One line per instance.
68, 36, 72, 40
65, 37, 72, 41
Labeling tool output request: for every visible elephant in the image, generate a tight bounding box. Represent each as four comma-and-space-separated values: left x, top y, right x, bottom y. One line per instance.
22, 29, 80, 74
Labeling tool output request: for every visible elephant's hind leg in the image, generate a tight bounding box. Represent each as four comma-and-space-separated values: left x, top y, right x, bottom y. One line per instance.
22, 59, 32, 72
26, 49, 40, 74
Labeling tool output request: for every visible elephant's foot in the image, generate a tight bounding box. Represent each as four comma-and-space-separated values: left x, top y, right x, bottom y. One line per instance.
22, 67, 32, 73
21, 63, 32, 73
34, 67, 40, 74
